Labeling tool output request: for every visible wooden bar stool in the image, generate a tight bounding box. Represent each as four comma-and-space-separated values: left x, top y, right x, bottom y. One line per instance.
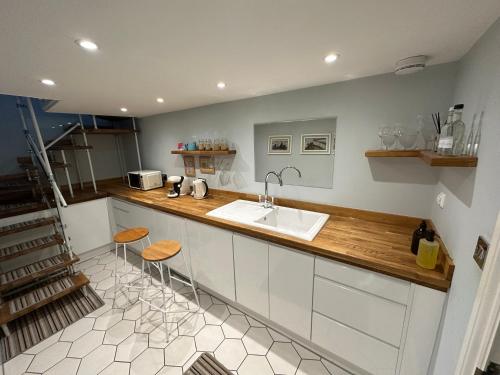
113, 227, 151, 304
138, 240, 199, 341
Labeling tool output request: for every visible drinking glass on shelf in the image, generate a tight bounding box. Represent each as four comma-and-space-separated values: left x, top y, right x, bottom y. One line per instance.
220, 138, 228, 151
198, 138, 205, 151
205, 139, 213, 151
418, 114, 437, 150
380, 126, 397, 150
397, 126, 419, 150
213, 138, 221, 151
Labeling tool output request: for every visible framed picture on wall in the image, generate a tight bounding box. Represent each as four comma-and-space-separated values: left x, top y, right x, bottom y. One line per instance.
268, 135, 292, 154
183, 155, 196, 177
301, 133, 331, 154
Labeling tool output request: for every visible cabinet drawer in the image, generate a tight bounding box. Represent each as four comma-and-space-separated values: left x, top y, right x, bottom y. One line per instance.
312, 312, 398, 375
315, 257, 410, 305
314, 276, 405, 347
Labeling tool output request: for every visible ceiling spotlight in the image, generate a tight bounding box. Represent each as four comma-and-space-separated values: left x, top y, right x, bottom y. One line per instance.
324, 53, 339, 64
40, 79, 55, 86
217, 81, 226, 89
76, 39, 98, 51
120, 107, 128, 112
156, 97, 164, 103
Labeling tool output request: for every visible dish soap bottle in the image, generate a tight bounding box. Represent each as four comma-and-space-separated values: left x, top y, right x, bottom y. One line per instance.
411, 221, 427, 255
416, 230, 440, 270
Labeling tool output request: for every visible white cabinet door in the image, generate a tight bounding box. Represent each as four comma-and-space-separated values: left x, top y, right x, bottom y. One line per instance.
187, 220, 235, 301
233, 234, 269, 318
62, 198, 112, 255
269, 244, 314, 339
154, 211, 192, 277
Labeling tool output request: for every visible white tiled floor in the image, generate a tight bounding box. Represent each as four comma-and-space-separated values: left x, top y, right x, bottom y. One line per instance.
3, 250, 352, 375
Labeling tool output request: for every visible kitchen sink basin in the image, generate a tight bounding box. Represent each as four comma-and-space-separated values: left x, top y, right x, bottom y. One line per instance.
206, 199, 329, 241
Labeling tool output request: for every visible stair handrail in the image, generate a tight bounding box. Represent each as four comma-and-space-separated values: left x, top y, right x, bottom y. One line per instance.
44, 123, 80, 151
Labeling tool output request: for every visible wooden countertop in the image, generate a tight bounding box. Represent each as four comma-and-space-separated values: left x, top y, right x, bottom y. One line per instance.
98, 180, 454, 292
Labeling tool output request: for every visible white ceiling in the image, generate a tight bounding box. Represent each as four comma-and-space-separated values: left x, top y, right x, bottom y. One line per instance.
1, 1, 499, 117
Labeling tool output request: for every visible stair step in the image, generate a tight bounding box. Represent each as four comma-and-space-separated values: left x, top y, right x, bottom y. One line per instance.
0, 273, 89, 326
0, 173, 31, 182
49, 144, 93, 151
0, 217, 57, 238
0, 202, 47, 220
0, 235, 63, 262
0, 253, 79, 293
17, 156, 69, 169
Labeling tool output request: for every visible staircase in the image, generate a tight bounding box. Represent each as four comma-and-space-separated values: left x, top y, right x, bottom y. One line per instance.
0, 211, 88, 337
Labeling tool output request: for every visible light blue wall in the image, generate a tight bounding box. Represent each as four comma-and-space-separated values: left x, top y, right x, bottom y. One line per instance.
138, 63, 458, 218
430, 18, 500, 375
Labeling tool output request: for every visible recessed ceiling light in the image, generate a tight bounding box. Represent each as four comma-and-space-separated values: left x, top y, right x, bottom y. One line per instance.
76, 39, 98, 51
156, 97, 164, 103
40, 79, 55, 86
324, 53, 339, 64
217, 82, 226, 89
120, 107, 128, 112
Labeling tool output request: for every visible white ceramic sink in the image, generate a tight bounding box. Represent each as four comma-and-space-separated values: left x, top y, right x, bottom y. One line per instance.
206, 199, 329, 241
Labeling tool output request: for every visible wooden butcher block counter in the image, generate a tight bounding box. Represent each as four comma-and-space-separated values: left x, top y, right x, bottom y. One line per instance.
98, 180, 454, 292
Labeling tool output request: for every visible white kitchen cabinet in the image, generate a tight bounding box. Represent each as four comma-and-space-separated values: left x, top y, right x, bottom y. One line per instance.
154, 211, 192, 277
312, 312, 399, 375
233, 233, 269, 318
186, 220, 235, 301
269, 244, 314, 339
62, 198, 112, 254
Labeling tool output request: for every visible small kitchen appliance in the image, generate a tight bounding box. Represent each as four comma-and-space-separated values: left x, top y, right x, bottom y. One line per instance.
180, 176, 193, 195
167, 175, 184, 198
128, 170, 163, 191
192, 178, 208, 199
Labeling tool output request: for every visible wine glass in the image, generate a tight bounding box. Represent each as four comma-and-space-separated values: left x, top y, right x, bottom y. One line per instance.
380, 126, 396, 150
398, 126, 419, 150
418, 114, 437, 150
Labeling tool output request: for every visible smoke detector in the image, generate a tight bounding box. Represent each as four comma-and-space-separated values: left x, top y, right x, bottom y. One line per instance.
395, 55, 427, 75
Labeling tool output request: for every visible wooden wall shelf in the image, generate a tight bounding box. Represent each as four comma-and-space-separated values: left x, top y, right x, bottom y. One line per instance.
171, 150, 236, 156
365, 149, 478, 167
71, 128, 139, 135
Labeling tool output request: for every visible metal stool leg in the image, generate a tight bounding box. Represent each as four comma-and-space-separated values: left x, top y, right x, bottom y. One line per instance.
182, 249, 200, 308
113, 242, 119, 303
140, 258, 145, 324
123, 243, 127, 269
159, 262, 170, 341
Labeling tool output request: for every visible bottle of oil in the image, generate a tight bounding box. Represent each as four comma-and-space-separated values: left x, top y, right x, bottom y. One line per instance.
416, 230, 440, 270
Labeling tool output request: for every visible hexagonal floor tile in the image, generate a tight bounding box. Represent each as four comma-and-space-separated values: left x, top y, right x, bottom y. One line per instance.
221, 315, 250, 339
83, 263, 105, 275
92, 269, 113, 283
322, 359, 352, 375
195, 325, 224, 352
44, 357, 80, 375
245, 315, 265, 327
130, 348, 164, 375
149, 322, 179, 348
197, 294, 213, 310
103, 319, 135, 345
177, 313, 205, 336
164, 336, 196, 367
94, 308, 124, 330
60, 317, 95, 342
68, 330, 105, 358
28, 342, 71, 373
214, 339, 247, 370
227, 305, 243, 315
3, 353, 34, 375
242, 327, 273, 355
100, 362, 130, 375
266, 342, 301, 375
115, 333, 149, 362
123, 301, 144, 321
296, 360, 331, 375
98, 253, 115, 265
292, 342, 320, 360
238, 355, 274, 375
96, 276, 116, 291
25, 331, 62, 354
77, 344, 116, 375
204, 304, 229, 325
157, 365, 183, 375
267, 328, 291, 342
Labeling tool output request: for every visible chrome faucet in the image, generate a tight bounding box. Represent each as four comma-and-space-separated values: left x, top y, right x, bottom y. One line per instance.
262, 166, 302, 208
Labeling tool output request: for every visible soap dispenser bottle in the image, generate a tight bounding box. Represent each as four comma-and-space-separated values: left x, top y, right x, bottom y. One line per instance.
416, 230, 440, 270
411, 220, 427, 255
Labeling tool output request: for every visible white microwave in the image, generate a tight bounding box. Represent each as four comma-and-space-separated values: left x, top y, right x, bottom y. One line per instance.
127, 170, 163, 191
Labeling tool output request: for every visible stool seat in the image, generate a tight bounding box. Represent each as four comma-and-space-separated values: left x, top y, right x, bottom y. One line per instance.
114, 227, 149, 243
142, 240, 181, 262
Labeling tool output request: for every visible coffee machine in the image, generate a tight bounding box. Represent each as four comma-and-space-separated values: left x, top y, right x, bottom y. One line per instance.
167, 176, 184, 198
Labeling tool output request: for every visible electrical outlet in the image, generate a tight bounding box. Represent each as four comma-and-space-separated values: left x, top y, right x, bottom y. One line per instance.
436, 192, 446, 209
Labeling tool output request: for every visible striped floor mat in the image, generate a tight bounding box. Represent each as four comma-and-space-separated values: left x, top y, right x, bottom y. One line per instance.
0, 287, 103, 362
184, 352, 232, 375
